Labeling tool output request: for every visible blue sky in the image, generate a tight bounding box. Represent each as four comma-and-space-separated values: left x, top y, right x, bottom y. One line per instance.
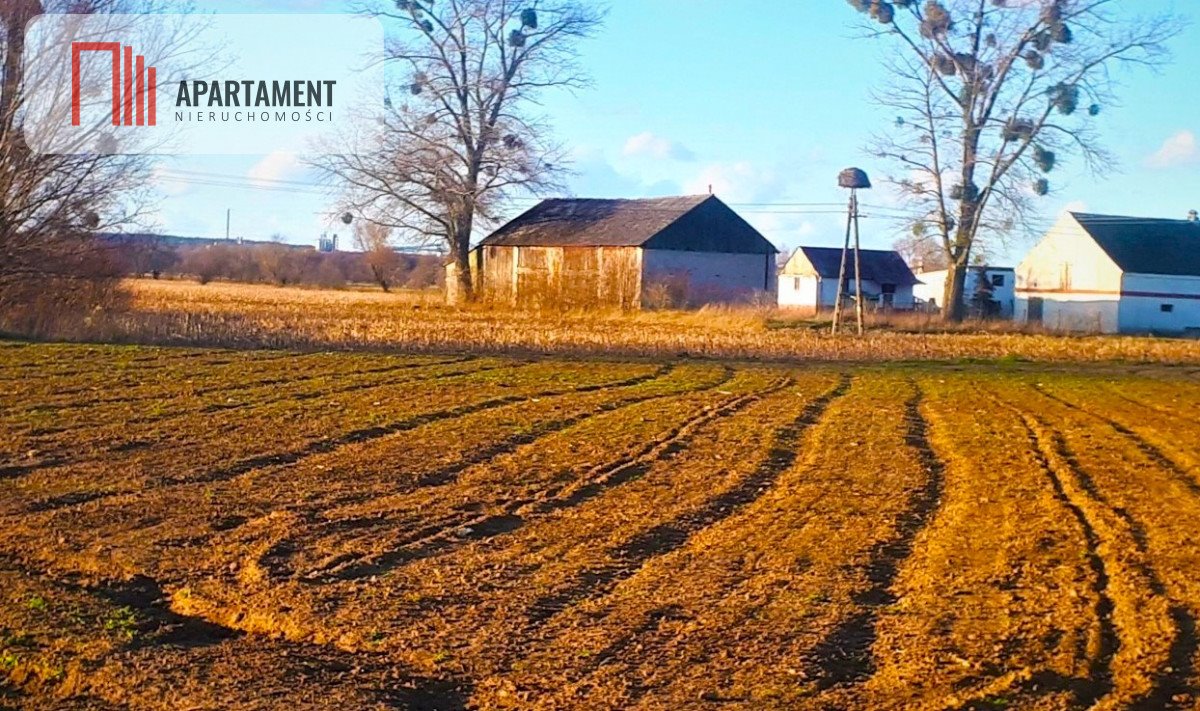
150, 0, 1199, 263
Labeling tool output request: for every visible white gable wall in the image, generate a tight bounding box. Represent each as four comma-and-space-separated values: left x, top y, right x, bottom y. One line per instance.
778, 250, 821, 309
1016, 213, 1125, 333
778, 274, 821, 308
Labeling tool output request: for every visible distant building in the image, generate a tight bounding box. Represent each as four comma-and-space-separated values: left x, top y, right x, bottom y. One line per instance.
96, 232, 313, 251
455, 195, 778, 307
1016, 211, 1200, 334
914, 265, 1015, 317
318, 233, 339, 253
777, 246, 920, 310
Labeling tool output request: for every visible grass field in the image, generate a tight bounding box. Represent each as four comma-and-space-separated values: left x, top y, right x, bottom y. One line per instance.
2, 342, 1200, 709
13, 278, 1200, 365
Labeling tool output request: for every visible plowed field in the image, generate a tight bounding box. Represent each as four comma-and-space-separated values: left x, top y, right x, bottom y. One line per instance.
2, 343, 1199, 710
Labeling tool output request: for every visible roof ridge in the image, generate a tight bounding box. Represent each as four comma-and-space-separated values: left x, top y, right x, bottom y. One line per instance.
800, 245, 905, 253
542, 194, 711, 203
1072, 211, 1191, 223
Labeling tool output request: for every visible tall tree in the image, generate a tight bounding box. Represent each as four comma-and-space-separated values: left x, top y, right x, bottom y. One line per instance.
321, 0, 604, 302
1, 1, 192, 331
847, 0, 1179, 321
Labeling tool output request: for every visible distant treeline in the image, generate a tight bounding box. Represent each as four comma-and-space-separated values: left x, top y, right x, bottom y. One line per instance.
105, 236, 444, 291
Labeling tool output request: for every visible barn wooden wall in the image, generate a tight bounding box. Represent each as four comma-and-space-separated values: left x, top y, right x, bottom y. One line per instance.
478, 245, 642, 308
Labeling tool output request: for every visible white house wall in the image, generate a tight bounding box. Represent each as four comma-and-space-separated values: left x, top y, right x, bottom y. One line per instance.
1030, 293, 1121, 333
988, 270, 1016, 317
778, 274, 820, 308
814, 278, 914, 309
1119, 273, 1200, 333
641, 249, 776, 304
1016, 213, 1125, 332
912, 270, 947, 307
917, 268, 1015, 316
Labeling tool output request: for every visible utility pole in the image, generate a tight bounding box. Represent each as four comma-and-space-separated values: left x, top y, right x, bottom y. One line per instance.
832, 168, 871, 336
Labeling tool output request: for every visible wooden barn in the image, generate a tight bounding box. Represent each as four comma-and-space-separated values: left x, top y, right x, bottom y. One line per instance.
777, 246, 920, 310
1015, 211, 1200, 334
459, 195, 778, 308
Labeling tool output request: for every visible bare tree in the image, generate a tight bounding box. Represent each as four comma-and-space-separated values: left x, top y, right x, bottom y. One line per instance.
848, 0, 1179, 321
319, 0, 604, 302
892, 223, 949, 272
352, 221, 401, 292
0, 1, 195, 332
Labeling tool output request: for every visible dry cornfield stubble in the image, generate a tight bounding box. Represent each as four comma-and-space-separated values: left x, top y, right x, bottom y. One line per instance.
2, 342, 1200, 709
17, 278, 1200, 364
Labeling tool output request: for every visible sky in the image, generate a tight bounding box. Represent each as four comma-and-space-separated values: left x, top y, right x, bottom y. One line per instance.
144, 0, 1199, 263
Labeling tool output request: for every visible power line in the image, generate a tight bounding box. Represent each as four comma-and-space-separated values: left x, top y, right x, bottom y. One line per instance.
152, 170, 1197, 230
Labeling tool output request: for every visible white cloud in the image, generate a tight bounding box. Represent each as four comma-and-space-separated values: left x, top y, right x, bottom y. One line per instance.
622, 132, 695, 162
1146, 130, 1198, 169
682, 161, 825, 249
247, 150, 304, 186
682, 161, 785, 203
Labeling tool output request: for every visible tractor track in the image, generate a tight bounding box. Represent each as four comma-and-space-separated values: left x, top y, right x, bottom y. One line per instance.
1101, 385, 1197, 423
498, 375, 852, 702
1022, 386, 1198, 709
806, 379, 946, 691
523, 374, 851, 630
1013, 409, 1118, 707
245, 364, 744, 579
1044, 423, 1198, 710
1031, 383, 1200, 497
302, 371, 787, 583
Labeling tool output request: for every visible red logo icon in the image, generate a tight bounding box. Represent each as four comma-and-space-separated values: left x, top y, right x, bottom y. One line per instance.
71, 42, 156, 127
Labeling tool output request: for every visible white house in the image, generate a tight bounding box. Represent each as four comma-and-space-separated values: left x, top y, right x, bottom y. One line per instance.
1015, 211, 1200, 334
914, 266, 1016, 317
778, 246, 920, 310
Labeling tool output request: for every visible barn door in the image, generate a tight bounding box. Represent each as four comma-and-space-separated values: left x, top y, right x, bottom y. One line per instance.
1028, 297, 1044, 324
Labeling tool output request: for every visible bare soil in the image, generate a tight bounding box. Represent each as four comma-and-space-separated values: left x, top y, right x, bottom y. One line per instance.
2, 342, 1199, 709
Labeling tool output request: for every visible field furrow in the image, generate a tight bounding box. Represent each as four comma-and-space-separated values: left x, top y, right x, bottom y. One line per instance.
0, 360, 658, 515
0, 347, 299, 401
187, 369, 777, 598
844, 376, 1102, 711
1034, 380, 1200, 494
466, 373, 932, 709
1, 353, 473, 424
997, 381, 1200, 709
0, 363, 728, 580
0, 357, 499, 468
4, 343, 1200, 710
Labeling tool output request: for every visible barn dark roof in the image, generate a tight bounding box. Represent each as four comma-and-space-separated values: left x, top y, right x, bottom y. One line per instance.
479, 195, 777, 254
1073, 213, 1200, 277
795, 246, 921, 286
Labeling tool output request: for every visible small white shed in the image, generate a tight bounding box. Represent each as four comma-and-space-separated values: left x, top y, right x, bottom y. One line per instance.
1015, 211, 1200, 334
778, 246, 920, 310
914, 266, 1015, 317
